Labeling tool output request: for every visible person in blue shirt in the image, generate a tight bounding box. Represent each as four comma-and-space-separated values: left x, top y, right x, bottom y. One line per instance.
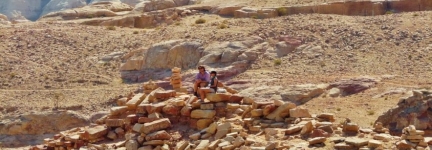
194, 66, 210, 96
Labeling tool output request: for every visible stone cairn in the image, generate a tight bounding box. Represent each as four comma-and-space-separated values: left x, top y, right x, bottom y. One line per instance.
33, 68, 418, 150
170, 67, 187, 93
396, 125, 428, 149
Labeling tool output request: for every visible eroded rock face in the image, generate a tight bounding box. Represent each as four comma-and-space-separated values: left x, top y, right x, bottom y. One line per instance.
376, 90, 432, 132
329, 77, 378, 96
0, 110, 89, 135
120, 40, 204, 71
40, 0, 87, 17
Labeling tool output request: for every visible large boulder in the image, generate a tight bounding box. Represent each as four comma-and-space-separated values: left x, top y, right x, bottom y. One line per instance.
0, 110, 90, 135
40, 1, 133, 21
132, 0, 177, 12
121, 40, 204, 71
280, 84, 328, 104
40, 0, 87, 17
0, 13, 10, 25
376, 90, 432, 132
329, 77, 378, 96
233, 7, 278, 19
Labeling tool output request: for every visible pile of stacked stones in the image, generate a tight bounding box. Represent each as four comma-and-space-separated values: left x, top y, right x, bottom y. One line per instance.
169, 67, 187, 93
31, 68, 432, 150
396, 125, 428, 149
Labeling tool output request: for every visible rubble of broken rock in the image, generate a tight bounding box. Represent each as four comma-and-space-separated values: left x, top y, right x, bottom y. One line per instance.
28, 70, 432, 150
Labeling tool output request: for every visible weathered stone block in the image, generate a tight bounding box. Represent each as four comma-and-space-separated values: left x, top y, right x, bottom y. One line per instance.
197, 119, 213, 130
81, 125, 108, 140
289, 107, 312, 118
162, 105, 180, 115
308, 137, 326, 145
191, 110, 216, 119
145, 130, 172, 141
126, 93, 146, 110
266, 102, 296, 120
105, 119, 124, 127
200, 103, 214, 110
154, 90, 176, 99
141, 118, 172, 134
110, 106, 128, 116
195, 140, 210, 150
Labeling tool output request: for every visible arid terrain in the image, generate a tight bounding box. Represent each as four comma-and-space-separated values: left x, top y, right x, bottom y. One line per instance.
1, 0, 432, 149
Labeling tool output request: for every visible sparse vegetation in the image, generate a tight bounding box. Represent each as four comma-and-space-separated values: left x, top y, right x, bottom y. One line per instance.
413, 13, 419, 17
195, 18, 206, 24
251, 15, 259, 19
336, 108, 341, 111
385, 11, 393, 15
175, 22, 181, 26
86, 14, 95, 18
106, 26, 116, 30
9, 72, 16, 78
276, 7, 288, 16
274, 59, 282, 65
367, 110, 375, 115
218, 23, 228, 29
52, 92, 65, 109
133, 31, 139, 34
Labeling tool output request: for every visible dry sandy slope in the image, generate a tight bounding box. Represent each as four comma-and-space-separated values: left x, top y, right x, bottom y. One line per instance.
0, 11, 432, 128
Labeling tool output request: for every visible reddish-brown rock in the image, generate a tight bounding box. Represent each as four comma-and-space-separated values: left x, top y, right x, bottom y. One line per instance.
145, 130, 172, 141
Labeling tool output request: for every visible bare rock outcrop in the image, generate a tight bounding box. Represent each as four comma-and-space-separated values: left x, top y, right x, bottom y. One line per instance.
0, 13, 11, 25
39, 1, 132, 21
132, 0, 190, 13
0, 111, 89, 135
329, 76, 378, 96
121, 40, 204, 71
40, 0, 87, 17
376, 90, 432, 132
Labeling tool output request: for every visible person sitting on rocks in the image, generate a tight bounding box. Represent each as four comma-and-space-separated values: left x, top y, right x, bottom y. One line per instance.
194, 65, 210, 96
198, 71, 218, 100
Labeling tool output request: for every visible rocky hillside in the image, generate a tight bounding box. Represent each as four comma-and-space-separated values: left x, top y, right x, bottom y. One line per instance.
0, 0, 193, 21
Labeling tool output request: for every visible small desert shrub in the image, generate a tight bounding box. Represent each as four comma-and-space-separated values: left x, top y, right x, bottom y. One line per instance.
319, 61, 326, 67
195, 18, 206, 24
87, 14, 95, 18
367, 110, 375, 115
251, 15, 259, 19
52, 92, 65, 109
175, 22, 181, 26
413, 13, 419, 17
385, 11, 393, 15
133, 31, 139, 34
273, 59, 281, 65
9, 72, 16, 78
218, 23, 228, 29
336, 108, 341, 111
276, 7, 288, 16
106, 26, 116, 30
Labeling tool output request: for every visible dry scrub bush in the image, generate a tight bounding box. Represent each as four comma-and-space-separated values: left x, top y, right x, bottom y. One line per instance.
195, 18, 206, 24
106, 26, 116, 30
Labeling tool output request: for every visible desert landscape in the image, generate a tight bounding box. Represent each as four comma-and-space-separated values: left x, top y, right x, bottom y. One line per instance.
1, 0, 432, 149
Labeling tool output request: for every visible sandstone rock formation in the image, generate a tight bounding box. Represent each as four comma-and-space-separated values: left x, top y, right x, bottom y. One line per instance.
376, 90, 432, 132
240, 84, 328, 104
133, 0, 175, 12
121, 40, 203, 71
40, 0, 87, 17
0, 13, 10, 25
120, 37, 264, 81
0, 111, 89, 135
40, 1, 132, 21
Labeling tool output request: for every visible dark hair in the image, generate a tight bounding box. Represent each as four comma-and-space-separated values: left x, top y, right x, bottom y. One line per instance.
198, 65, 205, 71
210, 71, 217, 75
